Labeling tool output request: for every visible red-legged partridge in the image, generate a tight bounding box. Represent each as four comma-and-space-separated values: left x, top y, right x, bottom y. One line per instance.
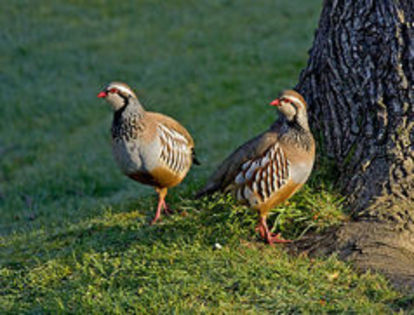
98, 82, 198, 224
196, 90, 315, 244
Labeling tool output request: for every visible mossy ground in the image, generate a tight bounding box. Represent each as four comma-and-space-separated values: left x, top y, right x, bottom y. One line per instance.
1, 0, 412, 313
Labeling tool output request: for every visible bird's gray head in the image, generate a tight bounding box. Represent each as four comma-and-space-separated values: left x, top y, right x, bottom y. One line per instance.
97, 81, 138, 111
270, 90, 309, 129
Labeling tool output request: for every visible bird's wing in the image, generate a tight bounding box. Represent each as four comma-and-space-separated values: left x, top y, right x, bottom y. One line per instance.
231, 142, 291, 206
156, 121, 193, 175
196, 130, 281, 198
149, 112, 194, 146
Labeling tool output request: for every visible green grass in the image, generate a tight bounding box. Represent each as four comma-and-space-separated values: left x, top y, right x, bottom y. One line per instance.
0, 0, 411, 313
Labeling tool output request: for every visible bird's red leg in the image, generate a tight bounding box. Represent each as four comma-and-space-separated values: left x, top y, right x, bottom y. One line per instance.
150, 188, 168, 225
255, 220, 267, 239
258, 216, 291, 245
162, 200, 174, 215
150, 196, 164, 225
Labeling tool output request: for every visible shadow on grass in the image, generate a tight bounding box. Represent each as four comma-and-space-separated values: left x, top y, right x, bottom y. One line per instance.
1, 193, 255, 269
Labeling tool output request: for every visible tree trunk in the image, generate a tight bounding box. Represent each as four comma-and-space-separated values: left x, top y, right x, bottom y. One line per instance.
295, 0, 414, 290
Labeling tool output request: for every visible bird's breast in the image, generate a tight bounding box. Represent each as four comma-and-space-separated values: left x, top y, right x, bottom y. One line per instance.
112, 138, 144, 175
290, 160, 314, 184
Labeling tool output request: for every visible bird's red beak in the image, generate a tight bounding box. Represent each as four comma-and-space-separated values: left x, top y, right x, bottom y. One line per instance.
270, 98, 280, 106
97, 91, 107, 98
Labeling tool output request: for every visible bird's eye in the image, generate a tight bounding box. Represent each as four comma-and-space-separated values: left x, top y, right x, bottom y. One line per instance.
109, 88, 119, 94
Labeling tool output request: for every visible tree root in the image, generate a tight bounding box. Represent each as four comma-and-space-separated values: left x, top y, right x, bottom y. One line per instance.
291, 220, 414, 292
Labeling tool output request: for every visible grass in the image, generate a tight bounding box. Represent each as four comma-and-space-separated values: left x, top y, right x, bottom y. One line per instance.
0, 0, 411, 313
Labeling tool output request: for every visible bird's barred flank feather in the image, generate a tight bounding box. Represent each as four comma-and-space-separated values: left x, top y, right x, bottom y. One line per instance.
158, 123, 192, 174
234, 143, 290, 206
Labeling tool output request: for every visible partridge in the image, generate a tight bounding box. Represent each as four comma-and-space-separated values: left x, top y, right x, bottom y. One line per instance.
196, 90, 315, 244
98, 82, 198, 224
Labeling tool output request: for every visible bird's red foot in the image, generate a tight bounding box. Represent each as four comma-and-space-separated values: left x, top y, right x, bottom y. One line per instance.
162, 200, 174, 216
257, 216, 292, 245
266, 233, 292, 245
255, 224, 266, 239
150, 217, 160, 225
150, 200, 174, 224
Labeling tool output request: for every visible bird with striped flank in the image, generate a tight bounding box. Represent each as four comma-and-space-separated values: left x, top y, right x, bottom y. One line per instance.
98, 82, 199, 224
196, 90, 315, 244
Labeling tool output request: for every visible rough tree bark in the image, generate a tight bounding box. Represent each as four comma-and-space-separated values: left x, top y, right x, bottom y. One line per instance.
295, 0, 414, 290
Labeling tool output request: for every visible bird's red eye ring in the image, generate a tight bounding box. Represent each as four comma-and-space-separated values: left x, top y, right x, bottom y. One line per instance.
109, 88, 119, 94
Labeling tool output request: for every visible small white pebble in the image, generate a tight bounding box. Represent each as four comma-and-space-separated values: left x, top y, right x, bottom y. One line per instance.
213, 243, 222, 250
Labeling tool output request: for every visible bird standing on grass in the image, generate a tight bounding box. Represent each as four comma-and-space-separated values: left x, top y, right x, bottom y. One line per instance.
98, 82, 199, 224
196, 90, 315, 244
